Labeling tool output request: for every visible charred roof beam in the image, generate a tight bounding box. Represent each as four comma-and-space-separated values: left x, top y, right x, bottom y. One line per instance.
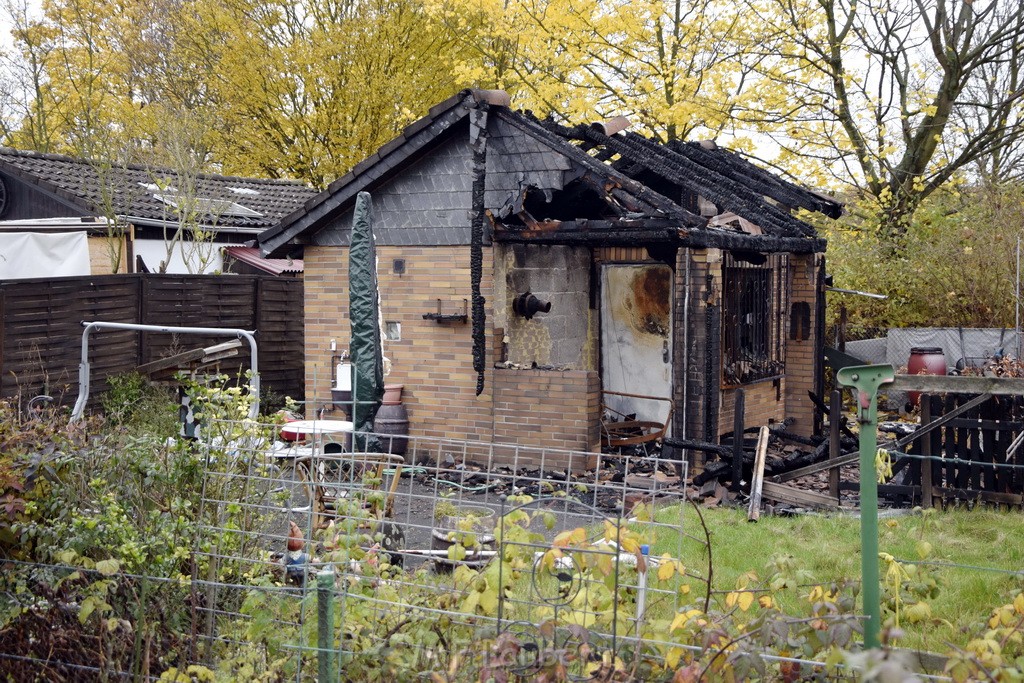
613, 131, 816, 239
540, 118, 818, 239
665, 140, 842, 219
493, 110, 705, 228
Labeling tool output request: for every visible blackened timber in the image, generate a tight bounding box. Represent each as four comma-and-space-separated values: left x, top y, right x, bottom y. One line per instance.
663, 438, 733, 458
666, 140, 842, 219
470, 106, 488, 395
493, 109, 704, 226
495, 228, 682, 245
616, 131, 816, 238
768, 427, 822, 447
682, 231, 826, 253
497, 217, 826, 254
541, 117, 818, 240
692, 460, 731, 486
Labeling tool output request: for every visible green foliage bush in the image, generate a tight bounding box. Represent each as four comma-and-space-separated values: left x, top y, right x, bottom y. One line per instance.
101, 371, 179, 433
821, 183, 1024, 337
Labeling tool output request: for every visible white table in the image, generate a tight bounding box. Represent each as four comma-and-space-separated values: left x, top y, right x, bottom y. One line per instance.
280, 419, 354, 438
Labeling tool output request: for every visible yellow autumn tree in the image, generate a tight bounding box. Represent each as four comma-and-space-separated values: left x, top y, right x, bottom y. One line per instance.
150, 0, 470, 186
2, 0, 472, 187
431, 0, 771, 143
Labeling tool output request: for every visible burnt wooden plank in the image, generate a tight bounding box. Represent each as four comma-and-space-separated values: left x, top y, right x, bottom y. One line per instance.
942, 393, 956, 490
955, 395, 971, 489
921, 395, 935, 507
939, 418, 1024, 430
935, 487, 1024, 506
761, 481, 839, 509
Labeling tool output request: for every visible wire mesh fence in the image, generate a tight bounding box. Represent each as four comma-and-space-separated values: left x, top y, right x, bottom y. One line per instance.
10, 411, 1024, 680
191, 421, 701, 679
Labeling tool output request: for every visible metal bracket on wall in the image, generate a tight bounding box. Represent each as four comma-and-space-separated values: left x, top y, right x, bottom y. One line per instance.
422, 298, 469, 324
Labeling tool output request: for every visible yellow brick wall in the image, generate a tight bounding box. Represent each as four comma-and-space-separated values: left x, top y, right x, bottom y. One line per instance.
493, 368, 601, 469
783, 253, 822, 437
304, 244, 601, 460
305, 245, 495, 442
88, 235, 128, 274
719, 380, 787, 434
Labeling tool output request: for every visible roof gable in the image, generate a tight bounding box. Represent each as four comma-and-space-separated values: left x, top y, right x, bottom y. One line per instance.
0, 147, 317, 233
259, 90, 477, 254
258, 91, 840, 255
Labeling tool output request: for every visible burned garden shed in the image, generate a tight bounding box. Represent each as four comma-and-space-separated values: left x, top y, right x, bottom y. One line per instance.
259, 89, 842, 471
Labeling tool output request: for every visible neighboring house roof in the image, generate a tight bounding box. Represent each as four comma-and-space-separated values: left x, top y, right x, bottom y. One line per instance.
0, 216, 119, 234
259, 89, 840, 255
0, 147, 317, 234
223, 246, 303, 275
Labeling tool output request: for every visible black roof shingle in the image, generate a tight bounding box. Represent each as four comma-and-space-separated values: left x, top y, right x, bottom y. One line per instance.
0, 147, 317, 232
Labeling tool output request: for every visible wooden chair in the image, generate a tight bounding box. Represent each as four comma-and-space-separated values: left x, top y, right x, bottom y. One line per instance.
294, 450, 405, 530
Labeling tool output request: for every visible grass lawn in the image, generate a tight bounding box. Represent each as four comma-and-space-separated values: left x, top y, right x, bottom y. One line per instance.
654, 504, 1024, 652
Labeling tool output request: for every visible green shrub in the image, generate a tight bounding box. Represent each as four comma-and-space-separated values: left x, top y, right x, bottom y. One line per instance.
102, 372, 179, 435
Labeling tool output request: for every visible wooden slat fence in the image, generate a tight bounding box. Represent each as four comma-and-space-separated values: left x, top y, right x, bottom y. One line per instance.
860, 393, 1024, 507
0, 274, 304, 409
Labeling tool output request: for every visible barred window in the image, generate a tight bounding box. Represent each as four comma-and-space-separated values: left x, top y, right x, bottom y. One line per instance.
722, 253, 788, 385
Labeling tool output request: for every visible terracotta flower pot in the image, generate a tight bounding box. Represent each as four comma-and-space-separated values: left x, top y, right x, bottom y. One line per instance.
382, 384, 404, 405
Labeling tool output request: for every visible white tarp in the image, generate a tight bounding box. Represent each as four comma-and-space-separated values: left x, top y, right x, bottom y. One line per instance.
846, 328, 1020, 369
0, 231, 91, 279
845, 327, 1020, 409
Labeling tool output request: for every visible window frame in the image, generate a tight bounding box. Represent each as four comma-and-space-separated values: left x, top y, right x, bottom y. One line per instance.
721, 253, 788, 386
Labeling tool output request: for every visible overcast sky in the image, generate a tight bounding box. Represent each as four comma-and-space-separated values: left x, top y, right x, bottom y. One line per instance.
0, 0, 42, 52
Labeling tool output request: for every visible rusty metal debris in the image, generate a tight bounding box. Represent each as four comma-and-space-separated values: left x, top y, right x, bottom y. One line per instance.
601, 391, 673, 450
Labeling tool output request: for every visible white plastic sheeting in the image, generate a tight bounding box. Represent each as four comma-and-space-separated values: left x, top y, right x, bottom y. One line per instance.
846, 328, 1020, 370
0, 231, 90, 279
845, 328, 1020, 409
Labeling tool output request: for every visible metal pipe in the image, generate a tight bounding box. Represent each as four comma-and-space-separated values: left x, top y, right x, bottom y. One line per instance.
836, 363, 895, 650
825, 286, 888, 300
635, 544, 649, 635
317, 569, 335, 683
70, 321, 260, 422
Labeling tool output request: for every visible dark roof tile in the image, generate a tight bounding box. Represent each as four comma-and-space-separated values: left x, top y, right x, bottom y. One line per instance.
0, 147, 316, 231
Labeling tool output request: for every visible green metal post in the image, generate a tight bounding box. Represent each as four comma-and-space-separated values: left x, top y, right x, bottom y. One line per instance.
317, 569, 335, 682
836, 364, 894, 650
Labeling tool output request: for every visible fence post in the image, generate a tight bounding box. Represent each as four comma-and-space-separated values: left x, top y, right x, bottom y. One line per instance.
829, 389, 841, 499
137, 276, 146, 367
317, 569, 335, 682
920, 395, 933, 509
732, 389, 745, 491
836, 364, 894, 651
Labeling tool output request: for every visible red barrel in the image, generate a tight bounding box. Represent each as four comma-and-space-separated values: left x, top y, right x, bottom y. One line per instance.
907, 347, 947, 407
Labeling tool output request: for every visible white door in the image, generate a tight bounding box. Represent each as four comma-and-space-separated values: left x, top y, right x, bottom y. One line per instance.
600, 264, 673, 428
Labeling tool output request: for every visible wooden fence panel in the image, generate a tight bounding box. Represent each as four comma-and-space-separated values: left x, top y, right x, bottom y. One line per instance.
885, 393, 1024, 507
0, 274, 304, 410
254, 278, 304, 405
0, 275, 139, 403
